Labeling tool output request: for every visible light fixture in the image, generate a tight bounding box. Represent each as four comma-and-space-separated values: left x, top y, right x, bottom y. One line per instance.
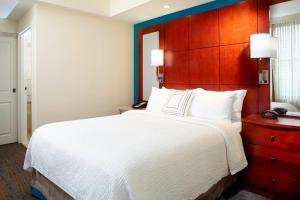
151, 49, 164, 83
163, 4, 170, 9
250, 33, 278, 84
250, 33, 277, 59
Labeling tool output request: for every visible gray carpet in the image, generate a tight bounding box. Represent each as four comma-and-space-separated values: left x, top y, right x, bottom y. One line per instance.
0, 143, 269, 200
227, 190, 270, 200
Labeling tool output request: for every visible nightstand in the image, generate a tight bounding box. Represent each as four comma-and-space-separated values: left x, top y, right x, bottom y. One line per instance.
119, 106, 145, 114
241, 114, 300, 200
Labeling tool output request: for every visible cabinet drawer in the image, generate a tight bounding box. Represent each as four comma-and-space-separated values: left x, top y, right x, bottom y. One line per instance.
242, 123, 300, 152
245, 166, 300, 199
245, 144, 300, 176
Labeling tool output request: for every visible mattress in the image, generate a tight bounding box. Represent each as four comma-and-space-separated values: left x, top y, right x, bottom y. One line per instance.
24, 110, 247, 200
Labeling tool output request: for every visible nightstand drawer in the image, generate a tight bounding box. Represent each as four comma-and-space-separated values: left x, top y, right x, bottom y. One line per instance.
242, 123, 300, 152
245, 166, 300, 199
245, 144, 300, 176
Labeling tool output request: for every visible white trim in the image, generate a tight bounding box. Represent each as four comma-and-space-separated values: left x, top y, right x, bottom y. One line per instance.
18, 26, 35, 146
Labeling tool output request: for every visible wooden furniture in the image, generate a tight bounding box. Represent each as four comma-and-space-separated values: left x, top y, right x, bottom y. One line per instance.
137, 0, 277, 116
241, 114, 300, 200
119, 106, 145, 114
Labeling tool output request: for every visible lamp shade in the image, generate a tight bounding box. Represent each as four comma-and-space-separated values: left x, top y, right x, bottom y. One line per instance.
250, 33, 278, 58
151, 49, 164, 66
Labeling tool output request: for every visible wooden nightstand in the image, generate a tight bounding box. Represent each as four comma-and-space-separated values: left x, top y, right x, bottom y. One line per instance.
119, 106, 145, 114
241, 114, 300, 200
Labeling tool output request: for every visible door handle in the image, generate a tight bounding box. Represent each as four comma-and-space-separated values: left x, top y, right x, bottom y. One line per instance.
271, 178, 276, 187
270, 135, 276, 142
12, 88, 16, 93
270, 158, 276, 164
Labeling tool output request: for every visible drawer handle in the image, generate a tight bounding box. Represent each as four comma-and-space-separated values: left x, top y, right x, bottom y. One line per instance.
271, 178, 276, 187
270, 135, 276, 142
270, 158, 276, 164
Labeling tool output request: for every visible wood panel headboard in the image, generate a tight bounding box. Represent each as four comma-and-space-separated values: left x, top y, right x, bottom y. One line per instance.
138, 0, 275, 117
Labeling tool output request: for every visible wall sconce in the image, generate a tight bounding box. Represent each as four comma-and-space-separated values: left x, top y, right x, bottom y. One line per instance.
151, 49, 164, 83
250, 33, 278, 84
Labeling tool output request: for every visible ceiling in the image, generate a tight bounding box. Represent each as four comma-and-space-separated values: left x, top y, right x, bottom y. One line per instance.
0, 0, 18, 18
39, 0, 110, 16
112, 0, 215, 23
8, 0, 37, 20
0, 0, 38, 20
0, 0, 215, 23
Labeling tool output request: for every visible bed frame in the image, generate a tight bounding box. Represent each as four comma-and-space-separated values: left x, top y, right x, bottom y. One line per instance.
31, 169, 237, 200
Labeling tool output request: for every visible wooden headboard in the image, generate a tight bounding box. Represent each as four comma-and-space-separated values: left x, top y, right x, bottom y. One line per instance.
138, 0, 277, 117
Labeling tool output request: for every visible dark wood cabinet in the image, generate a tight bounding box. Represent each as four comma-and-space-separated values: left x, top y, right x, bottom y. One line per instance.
241, 115, 300, 199
164, 17, 189, 51
220, 43, 258, 85
164, 51, 189, 84
219, 0, 257, 45
189, 9, 219, 49
189, 47, 220, 84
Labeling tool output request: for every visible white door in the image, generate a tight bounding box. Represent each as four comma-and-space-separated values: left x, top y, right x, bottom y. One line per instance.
0, 35, 17, 145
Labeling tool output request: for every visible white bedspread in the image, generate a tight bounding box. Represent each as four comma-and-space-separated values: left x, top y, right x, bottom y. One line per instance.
24, 110, 247, 200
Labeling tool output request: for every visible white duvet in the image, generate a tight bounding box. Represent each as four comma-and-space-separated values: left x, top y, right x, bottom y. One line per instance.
24, 110, 247, 200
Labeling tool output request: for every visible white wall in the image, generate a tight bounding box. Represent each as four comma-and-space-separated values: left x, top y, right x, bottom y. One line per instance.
0, 19, 18, 33
19, 3, 133, 128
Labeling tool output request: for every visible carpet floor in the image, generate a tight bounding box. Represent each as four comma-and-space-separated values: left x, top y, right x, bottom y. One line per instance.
0, 143, 270, 200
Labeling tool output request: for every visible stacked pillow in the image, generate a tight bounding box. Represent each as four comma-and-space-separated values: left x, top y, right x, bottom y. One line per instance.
162, 89, 193, 116
146, 87, 247, 122
188, 89, 235, 122
188, 89, 247, 122
146, 87, 192, 116
146, 87, 170, 114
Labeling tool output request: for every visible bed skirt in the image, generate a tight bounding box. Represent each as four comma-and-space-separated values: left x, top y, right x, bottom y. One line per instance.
31, 170, 73, 200
31, 169, 237, 200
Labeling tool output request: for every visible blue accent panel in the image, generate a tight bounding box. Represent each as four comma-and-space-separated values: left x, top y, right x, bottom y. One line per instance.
135, 0, 242, 29
133, 0, 242, 102
31, 186, 47, 200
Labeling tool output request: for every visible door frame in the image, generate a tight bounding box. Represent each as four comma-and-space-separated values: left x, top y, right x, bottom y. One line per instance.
18, 26, 36, 146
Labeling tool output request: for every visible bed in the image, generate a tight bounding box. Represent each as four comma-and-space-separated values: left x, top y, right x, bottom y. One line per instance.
24, 109, 247, 200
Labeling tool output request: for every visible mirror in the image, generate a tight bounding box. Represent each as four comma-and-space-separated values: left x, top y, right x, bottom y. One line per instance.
270, 1, 300, 117
142, 31, 160, 100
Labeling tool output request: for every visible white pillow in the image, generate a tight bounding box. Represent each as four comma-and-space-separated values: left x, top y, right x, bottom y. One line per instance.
191, 88, 247, 122
188, 89, 235, 121
230, 90, 247, 121
146, 87, 170, 114
162, 90, 193, 116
